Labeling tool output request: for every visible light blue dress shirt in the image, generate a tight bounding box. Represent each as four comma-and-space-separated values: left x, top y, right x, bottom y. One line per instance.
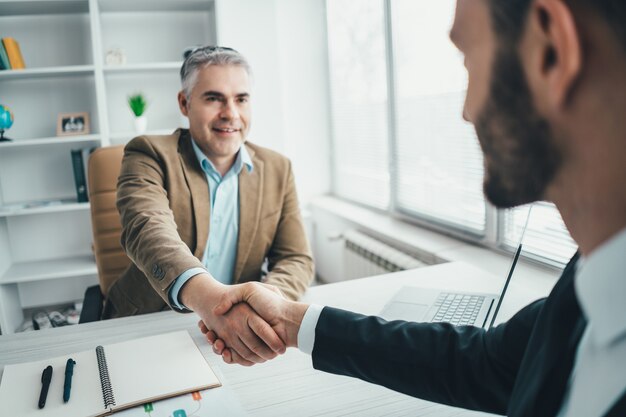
169, 138, 253, 310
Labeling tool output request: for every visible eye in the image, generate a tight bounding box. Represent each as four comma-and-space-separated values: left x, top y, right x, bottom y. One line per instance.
206, 96, 219, 102
237, 97, 248, 104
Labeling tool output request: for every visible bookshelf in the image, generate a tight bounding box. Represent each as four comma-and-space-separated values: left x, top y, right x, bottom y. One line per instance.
0, 0, 217, 333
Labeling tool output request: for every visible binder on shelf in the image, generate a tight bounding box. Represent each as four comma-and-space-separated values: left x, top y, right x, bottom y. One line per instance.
0, 41, 9, 70
1, 37, 26, 69
71, 148, 89, 202
70, 146, 96, 202
82, 146, 97, 192
0, 331, 221, 417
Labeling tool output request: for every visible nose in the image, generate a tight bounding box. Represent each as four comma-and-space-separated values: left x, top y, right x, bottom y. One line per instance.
220, 100, 239, 120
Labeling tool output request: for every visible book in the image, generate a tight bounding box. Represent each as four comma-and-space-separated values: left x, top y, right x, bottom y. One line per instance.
1, 37, 26, 69
71, 148, 89, 202
0, 41, 9, 70
0, 331, 221, 417
82, 146, 97, 195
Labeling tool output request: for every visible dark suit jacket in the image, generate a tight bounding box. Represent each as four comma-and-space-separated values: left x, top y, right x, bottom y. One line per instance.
312, 254, 626, 416
104, 129, 314, 317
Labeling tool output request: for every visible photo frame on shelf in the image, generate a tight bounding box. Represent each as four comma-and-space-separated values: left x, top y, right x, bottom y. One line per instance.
57, 112, 90, 136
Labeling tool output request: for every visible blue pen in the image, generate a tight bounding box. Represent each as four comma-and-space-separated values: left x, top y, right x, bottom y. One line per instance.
63, 358, 76, 403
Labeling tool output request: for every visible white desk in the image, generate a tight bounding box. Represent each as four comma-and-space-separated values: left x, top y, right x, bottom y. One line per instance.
0, 262, 552, 416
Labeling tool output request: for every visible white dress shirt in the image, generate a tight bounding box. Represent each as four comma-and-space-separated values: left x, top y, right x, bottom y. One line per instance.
297, 227, 626, 416
297, 304, 323, 355
558, 227, 626, 416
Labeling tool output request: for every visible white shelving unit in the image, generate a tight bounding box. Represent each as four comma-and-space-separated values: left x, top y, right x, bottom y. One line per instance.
0, 0, 217, 333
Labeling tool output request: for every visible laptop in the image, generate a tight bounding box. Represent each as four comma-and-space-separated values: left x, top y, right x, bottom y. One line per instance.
380, 244, 522, 329
380, 205, 531, 329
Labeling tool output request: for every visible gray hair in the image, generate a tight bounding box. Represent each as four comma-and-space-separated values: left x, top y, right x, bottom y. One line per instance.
180, 46, 252, 98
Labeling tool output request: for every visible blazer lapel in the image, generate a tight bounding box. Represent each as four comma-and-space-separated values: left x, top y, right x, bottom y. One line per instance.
178, 131, 210, 259
234, 145, 263, 283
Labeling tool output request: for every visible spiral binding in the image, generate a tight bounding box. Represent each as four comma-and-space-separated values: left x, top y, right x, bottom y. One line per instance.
95, 345, 116, 409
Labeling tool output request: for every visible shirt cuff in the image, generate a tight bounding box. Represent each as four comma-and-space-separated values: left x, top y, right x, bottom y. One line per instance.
169, 267, 207, 311
297, 304, 324, 355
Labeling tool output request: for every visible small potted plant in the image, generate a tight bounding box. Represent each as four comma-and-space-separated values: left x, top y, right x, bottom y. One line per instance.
128, 93, 148, 133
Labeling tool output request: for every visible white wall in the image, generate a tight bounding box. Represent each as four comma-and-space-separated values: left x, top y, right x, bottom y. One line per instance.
215, 0, 285, 152
215, 0, 331, 205
274, 0, 331, 205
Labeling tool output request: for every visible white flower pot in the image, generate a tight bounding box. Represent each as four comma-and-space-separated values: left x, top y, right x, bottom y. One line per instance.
134, 115, 147, 134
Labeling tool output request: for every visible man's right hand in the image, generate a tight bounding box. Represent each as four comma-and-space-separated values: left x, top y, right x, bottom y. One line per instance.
180, 273, 286, 366
201, 281, 309, 365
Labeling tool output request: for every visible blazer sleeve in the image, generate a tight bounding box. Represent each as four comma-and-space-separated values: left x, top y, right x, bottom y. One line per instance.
312, 300, 544, 415
116, 137, 204, 306
263, 161, 314, 301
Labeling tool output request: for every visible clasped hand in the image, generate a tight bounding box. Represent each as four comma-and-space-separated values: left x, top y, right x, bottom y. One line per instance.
197, 282, 305, 366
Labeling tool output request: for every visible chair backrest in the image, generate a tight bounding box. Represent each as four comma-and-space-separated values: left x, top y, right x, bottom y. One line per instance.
88, 145, 130, 297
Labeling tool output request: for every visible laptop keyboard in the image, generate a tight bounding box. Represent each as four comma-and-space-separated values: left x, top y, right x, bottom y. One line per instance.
431, 293, 485, 326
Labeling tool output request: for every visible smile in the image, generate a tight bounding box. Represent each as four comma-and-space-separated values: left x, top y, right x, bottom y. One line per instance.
213, 127, 239, 133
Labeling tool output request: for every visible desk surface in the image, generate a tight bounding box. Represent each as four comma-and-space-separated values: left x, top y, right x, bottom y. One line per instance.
0, 262, 551, 416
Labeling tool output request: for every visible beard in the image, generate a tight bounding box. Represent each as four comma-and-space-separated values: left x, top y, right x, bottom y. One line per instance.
474, 48, 562, 209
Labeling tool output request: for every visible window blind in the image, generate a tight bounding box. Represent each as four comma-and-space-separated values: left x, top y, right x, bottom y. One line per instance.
391, 0, 486, 234
503, 203, 578, 265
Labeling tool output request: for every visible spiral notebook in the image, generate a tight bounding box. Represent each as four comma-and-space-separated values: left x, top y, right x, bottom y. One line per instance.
0, 331, 221, 417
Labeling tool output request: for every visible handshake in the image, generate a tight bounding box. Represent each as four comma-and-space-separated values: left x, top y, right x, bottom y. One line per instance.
182, 277, 310, 366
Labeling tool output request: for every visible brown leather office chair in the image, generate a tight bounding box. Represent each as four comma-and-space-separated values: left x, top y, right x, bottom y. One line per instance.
80, 145, 131, 322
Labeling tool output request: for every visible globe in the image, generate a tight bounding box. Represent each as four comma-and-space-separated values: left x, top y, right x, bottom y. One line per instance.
0, 104, 14, 142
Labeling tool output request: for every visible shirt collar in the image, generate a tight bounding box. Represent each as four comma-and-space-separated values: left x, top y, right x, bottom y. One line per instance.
575, 227, 626, 347
190, 137, 253, 177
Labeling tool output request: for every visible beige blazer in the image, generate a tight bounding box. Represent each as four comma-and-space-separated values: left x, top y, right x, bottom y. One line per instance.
105, 129, 314, 317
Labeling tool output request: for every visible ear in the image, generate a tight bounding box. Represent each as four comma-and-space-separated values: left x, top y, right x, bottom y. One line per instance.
529, 0, 582, 107
178, 91, 189, 116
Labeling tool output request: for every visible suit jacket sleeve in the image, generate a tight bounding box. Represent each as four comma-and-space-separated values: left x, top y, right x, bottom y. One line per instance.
263, 161, 314, 301
312, 300, 544, 415
116, 136, 204, 306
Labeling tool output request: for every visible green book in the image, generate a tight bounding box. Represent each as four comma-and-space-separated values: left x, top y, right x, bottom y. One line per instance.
0, 41, 9, 70
71, 148, 89, 202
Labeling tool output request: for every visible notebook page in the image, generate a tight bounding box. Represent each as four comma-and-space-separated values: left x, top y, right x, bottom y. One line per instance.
105, 330, 220, 412
0, 348, 104, 417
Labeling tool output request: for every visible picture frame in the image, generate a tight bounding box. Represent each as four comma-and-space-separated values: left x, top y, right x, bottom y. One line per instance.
57, 112, 90, 136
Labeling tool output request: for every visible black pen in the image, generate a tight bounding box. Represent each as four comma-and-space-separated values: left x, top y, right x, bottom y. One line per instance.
38, 365, 53, 409
63, 358, 76, 403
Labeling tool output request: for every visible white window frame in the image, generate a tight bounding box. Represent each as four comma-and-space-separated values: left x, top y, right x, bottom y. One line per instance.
326, 0, 575, 270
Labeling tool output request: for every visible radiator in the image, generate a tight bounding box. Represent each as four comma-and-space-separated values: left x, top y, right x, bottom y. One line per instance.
343, 230, 427, 280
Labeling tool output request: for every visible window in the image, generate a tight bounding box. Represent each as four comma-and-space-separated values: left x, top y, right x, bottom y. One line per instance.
391, 0, 485, 234
503, 203, 577, 266
326, 0, 390, 210
326, 0, 577, 266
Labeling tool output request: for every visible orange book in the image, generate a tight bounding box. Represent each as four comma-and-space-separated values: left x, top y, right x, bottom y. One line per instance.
1, 37, 25, 69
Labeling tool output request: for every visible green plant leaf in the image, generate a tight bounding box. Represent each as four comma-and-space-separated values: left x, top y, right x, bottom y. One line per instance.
128, 93, 148, 117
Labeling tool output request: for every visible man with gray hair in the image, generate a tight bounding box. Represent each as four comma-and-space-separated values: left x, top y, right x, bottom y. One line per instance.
206, 0, 626, 414
103, 46, 313, 365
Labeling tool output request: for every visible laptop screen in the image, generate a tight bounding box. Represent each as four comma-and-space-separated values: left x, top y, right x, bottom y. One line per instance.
488, 204, 533, 328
